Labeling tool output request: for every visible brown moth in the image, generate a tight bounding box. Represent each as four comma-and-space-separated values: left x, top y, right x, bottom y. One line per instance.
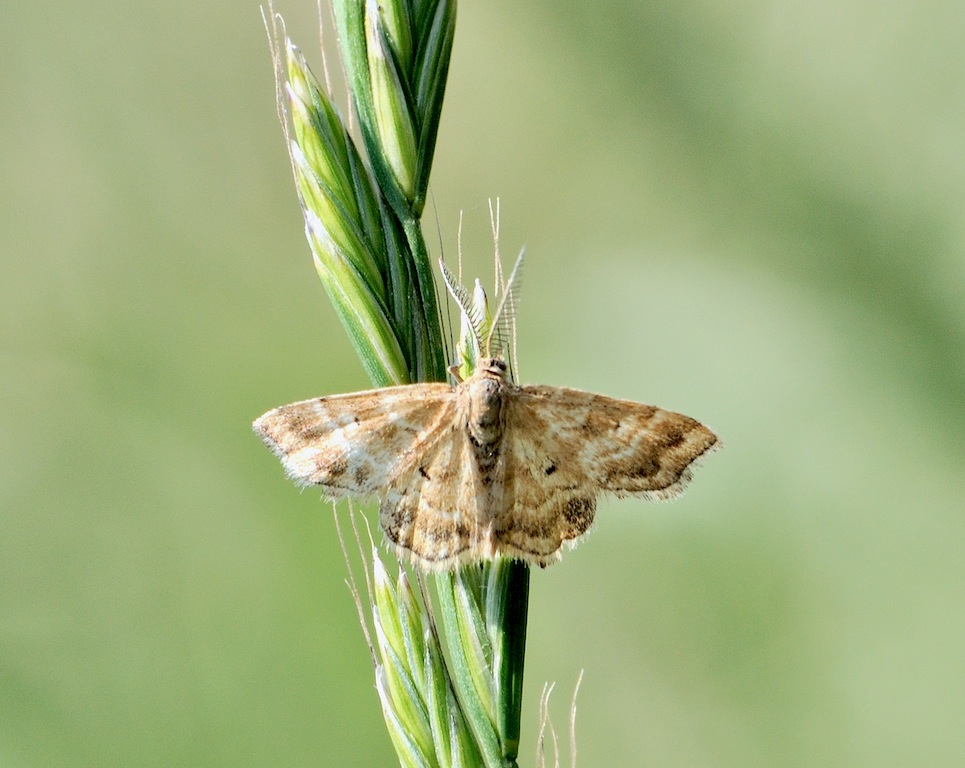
253, 357, 718, 570
253, 256, 719, 570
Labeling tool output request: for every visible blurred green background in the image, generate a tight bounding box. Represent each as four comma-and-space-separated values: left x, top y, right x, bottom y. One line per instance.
4, 1, 965, 765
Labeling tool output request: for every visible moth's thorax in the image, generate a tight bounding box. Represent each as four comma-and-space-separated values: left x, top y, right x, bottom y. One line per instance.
463, 358, 511, 449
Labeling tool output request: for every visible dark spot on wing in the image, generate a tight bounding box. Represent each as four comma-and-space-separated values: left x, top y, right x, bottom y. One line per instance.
544, 463, 557, 476
317, 453, 348, 478
628, 457, 660, 479
656, 423, 685, 448
418, 465, 430, 480
354, 464, 370, 488
561, 496, 595, 534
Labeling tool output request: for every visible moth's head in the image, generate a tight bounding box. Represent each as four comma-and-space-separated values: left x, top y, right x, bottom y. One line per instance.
476, 357, 509, 378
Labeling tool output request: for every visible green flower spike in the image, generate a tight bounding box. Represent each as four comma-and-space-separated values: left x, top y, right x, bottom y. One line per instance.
371, 550, 488, 767
365, 6, 419, 205
283, 40, 410, 386
333, 0, 456, 217
267, 4, 531, 766
276, 24, 450, 385
373, 555, 435, 765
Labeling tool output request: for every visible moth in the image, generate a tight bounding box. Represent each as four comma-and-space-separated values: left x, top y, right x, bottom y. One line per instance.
254, 258, 719, 570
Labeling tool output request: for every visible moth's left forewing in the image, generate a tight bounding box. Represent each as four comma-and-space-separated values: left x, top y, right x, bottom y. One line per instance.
518, 385, 719, 500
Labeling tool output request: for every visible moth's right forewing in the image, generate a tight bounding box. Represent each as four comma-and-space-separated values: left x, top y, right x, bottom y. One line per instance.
253, 383, 454, 496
